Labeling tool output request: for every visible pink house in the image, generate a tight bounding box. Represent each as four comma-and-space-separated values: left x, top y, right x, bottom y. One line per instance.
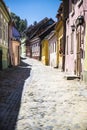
9, 22, 20, 66
65, 0, 87, 80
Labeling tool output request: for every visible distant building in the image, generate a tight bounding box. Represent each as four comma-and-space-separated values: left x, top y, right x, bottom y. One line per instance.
21, 37, 26, 57
26, 17, 55, 60
42, 31, 57, 67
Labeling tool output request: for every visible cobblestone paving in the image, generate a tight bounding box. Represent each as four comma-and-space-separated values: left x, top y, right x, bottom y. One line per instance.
0, 57, 87, 130
0, 59, 31, 130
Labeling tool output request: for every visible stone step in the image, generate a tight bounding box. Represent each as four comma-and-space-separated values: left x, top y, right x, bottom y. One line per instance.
64, 75, 80, 80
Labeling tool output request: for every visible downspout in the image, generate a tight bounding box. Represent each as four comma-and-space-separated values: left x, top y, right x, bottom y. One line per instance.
62, 0, 66, 71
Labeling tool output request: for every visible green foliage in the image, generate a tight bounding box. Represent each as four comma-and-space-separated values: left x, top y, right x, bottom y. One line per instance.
33, 21, 37, 25
11, 12, 28, 36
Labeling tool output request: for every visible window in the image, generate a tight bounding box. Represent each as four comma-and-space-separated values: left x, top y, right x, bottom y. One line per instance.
3, 24, 5, 43
0, 28, 2, 40
71, 0, 75, 16
6, 24, 8, 45
0, 13, 2, 41
0, 11, 8, 46
42, 42, 44, 48
59, 37, 63, 54
54, 42, 56, 52
78, 0, 83, 7
50, 43, 54, 53
71, 32, 74, 54
66, 36, 69, 55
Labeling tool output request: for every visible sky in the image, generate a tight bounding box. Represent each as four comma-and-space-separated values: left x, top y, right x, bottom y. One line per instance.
4, 0, 61, 26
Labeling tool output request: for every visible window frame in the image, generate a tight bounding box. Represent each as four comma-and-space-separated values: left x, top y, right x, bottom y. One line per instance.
71, 0, 75, 16
71, 32, 74, 54
0, 11, 8, 46
78, 0, 83, 7
66, 36, 69, 55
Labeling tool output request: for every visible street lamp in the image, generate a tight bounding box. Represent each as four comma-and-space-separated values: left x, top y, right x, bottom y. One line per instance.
76, 15, 84, 27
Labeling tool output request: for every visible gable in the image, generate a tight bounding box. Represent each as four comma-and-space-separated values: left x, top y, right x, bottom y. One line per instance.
0, 0, 11, 22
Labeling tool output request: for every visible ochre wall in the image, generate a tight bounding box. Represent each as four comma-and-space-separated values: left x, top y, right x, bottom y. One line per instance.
41, 39, 49, 65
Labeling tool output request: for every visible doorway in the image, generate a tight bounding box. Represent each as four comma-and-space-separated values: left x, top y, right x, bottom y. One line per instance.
76, 32, 81, 76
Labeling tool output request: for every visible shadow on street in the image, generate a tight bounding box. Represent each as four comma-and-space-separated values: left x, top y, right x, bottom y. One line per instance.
0, 60, 32, 130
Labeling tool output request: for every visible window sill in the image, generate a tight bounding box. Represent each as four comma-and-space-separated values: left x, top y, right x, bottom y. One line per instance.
70, 51, 74, 54
71, 10, 75, 17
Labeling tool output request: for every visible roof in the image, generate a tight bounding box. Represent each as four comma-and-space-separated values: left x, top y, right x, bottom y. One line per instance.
1, 0, 11, 20
39, 22, 56, 37
45, 30, 56, 40
12, 27, 20, 41
26, 17, 55, 39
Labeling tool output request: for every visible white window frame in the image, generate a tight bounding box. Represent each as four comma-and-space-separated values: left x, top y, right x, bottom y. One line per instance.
0, 13, 2, 43
71, 32, 74, 54
78, 0, 83, 7
66, 36, 69, 55
0, 11, 8, 46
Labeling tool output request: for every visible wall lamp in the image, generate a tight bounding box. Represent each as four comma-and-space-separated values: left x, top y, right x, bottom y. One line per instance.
71, 24, 75, 32
76, 15, 84, 27
71, 15, 84, 32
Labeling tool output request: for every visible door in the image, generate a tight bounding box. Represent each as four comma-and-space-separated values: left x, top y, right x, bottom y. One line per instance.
76, 32, 81, 76
0, 50, 2, 70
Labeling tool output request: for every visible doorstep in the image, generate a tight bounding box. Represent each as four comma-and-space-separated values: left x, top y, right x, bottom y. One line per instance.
64, 75, 80, 80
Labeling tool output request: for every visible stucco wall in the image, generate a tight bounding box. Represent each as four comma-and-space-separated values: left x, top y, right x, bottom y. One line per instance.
41, 39, 49, 65
0, 46, 8, 69
12, 40, 20, 66
49, 35, 57, 68
65, 0, 86, 76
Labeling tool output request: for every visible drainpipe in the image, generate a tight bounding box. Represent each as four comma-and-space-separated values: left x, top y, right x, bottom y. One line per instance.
79, 25, 81, 77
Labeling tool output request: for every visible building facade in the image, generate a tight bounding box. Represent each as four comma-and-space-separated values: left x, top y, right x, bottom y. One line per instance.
41, 31, 57, 66
21, 37, 26, 57
9, 24, 20, 66
56, 3, 64, 70
48, 32, 57, 68
41, 39, 49, 65
65, 0, 87, 81
0, 0, 11, 69
30, 36, 40, 60
26, 18, 55, 60
56, 21, 63, 69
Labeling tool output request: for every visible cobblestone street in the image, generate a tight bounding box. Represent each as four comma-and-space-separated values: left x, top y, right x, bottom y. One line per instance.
0, 57, 87, 130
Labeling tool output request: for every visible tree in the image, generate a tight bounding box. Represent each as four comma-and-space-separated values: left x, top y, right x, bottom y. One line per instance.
33, 21, 37, 25
11, 12, 28, 36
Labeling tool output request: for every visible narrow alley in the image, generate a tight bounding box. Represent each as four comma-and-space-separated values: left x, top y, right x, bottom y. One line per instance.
0, 57, 87, 130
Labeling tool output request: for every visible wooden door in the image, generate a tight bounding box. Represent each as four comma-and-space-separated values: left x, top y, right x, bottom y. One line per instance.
76, 32, 81, 76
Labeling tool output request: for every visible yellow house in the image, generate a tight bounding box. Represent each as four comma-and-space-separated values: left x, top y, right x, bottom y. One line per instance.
41, 31, 57, 67
41, 39, 49, 65
55, 20, 63, 69
55, 2, 64, 70
0, 0, 11, 69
